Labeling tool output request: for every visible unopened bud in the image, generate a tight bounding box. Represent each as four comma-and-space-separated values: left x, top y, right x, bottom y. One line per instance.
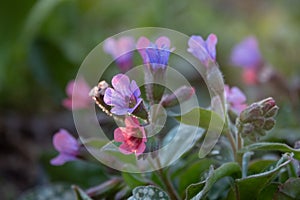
263, 118, 276, 131
265, 105, 279, 118
237, 97, 279, 142
239, 103, 262, 122
161, 86, 195, 107
260, 97, 276, 115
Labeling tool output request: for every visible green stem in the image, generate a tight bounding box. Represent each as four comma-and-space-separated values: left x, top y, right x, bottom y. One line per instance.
156, 158, 180, 200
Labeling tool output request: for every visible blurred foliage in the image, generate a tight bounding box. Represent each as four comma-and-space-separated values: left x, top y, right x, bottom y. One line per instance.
1, 0, 300, 113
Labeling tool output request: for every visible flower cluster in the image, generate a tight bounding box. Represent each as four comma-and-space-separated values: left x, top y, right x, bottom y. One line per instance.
236, 97, 279, 141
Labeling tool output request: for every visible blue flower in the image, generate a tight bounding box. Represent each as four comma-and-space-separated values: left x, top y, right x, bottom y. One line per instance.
104, 74, 142, 115
146, 45, 170, 70
188, 34, 218, 67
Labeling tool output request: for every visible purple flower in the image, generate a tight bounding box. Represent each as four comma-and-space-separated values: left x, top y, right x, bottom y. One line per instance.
104, 74, 142, 115
230, 36, 263, 69
50, 129, 80, 166
188, 34, 218, 67
136, 36, 172, 70
103, 36, 135, 73
62, 77, 92, 110
224, 85, 247, 115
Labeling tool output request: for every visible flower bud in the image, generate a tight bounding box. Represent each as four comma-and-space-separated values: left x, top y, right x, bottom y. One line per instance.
263, 118, 276, 131
237, 97, 279, 142
161, 86, 195, 107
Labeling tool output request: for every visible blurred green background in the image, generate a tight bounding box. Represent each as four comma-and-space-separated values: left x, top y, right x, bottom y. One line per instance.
0, 0, 299, 199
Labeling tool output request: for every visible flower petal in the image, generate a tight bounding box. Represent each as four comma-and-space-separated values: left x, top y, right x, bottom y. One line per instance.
231, 36, 262, 69
130, 80, 141, 97
53, 129, 79, 154
50, 153, 77, 166
137, 37, 151, 63
114, 128, 125, 142
103, 38, 118, 58
206, 33, 218, 60
155, 36, 171, 49
111, 74, 131, 97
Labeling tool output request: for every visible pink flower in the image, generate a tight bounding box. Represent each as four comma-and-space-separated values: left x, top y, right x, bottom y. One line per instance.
114, 117, 147, 156
187, 34, 218, 67
50, 129, 80, 166
62, 77, 92, 110
224, 85, 247, 115
103, 36, 135, 73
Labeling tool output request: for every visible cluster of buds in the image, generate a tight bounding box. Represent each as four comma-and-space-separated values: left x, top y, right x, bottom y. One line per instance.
236, 97, 279, 141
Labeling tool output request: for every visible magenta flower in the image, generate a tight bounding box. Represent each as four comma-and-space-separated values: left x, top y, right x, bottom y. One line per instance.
103, 36, 135, 73
104, 74, 142, 115
62, 77, 92, 110
50, 129, 80, 166
230, 36, 263, 69
136, 36, 172, 70
114, 117, 147, 156
187, 34, 218, 67
224, 85, 247, 115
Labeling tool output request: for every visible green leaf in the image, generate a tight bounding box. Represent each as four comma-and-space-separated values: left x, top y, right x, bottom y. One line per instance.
122, 172, 147, 189
185, 162, 241, 199
128, 185, 170, 200
161, 124, 205, 166
274, 178, 300, 200
258, 183, 280, 200
176, 159, 215, 196
234, 158, 291, 199
248, 160, 277, 175
72, 185, 92, 200
239, 142, 300, 160
174, 107, 226, 131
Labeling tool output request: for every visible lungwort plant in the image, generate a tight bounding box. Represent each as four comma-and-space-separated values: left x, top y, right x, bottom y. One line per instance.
47, 33, 300, 200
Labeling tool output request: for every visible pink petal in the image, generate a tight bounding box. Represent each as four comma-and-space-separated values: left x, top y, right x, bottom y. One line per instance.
242, 68, 258, 85
124, 117, 140, 128
135, 142, 146, 156
53, 129, 79, 154
118, 36, 135, 55
114, 128, 125, 142
119, 143, 133, 155
136, 37, 150, 63
155, 36, 171, 49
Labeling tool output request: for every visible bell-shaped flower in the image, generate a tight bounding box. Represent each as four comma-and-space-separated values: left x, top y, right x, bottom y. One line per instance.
114, 117, 147, 156
50, 129, 80, 166
187, 34, 218, 67
136, 36, 172, 67
104, 74, 142, 115
224, 85, 247, 115
136, 36, 173, 103
62, 77, 92, 110
103, 36, 135, 73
